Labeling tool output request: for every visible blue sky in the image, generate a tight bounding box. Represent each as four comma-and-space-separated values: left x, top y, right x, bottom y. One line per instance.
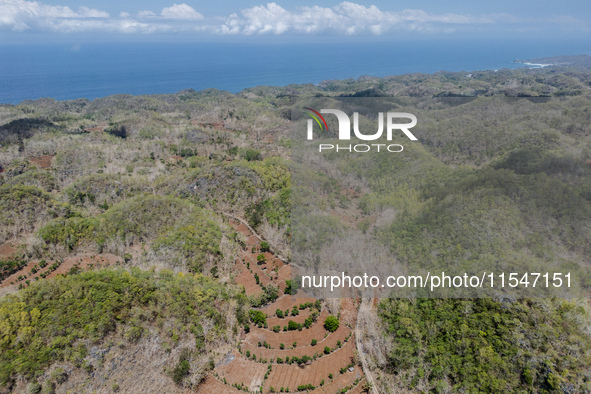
0, 0, 589, 42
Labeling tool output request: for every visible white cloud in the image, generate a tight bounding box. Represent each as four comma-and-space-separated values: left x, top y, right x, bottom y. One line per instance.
0, 0, 585, 36
0, 0, 202, 33
216, 2, 498, 35
137, 10, 156, 18
0, 0, 109, 31
160, 3, 203, 20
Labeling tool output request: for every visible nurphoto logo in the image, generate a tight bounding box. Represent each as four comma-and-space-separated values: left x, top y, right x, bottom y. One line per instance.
304, 107, 418, 153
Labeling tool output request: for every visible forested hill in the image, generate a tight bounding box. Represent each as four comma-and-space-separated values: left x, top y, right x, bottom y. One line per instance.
0, 64, 590, 393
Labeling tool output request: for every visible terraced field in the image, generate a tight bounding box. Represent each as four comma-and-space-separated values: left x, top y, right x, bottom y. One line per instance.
0, 253, 123, 289
198, 216, 369, 394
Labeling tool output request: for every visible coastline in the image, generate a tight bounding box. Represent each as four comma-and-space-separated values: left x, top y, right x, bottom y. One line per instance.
2, 40, 589, 105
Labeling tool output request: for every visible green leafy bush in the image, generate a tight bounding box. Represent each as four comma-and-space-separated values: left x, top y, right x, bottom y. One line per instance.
243, 149, 262, 162
379, 298, 591, 392
38, 195, 222, 272
0, 268, 240, 387
249, 310, 266, 326
324, 316, 339, 332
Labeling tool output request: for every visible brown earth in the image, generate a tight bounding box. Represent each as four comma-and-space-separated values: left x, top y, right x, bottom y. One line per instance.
192, 121, 226, 130
263, 338, 359, 392
0, 242, 17, 259
84, 124, 107, 132
29, 155, 54, 169
313, 376, 366, 394
0, 253, 122, 289
168, 155, 184, 163
245, 310, 331, 349
346, 378, 368, 394
266, 309, 312, 328
245, 235, 260, 248
197, 375, 244, 393
202, 216, 366, 393
241, 325, 353, 362
261, 293, 317, 316
231, 220, 254, 238
241, 251, 274, 288
233, 260, 264, 297
212, 350, 267, 391
275, 265, 291, 291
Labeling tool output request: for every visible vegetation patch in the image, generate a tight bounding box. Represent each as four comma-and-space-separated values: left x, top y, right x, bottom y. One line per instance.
0, 268, 244, 389
379, 298, 591, 392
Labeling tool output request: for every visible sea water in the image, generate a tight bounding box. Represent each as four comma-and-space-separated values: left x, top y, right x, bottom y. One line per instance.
0, 38, 589, 104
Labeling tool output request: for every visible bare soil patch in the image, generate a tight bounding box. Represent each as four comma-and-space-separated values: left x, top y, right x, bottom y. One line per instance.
264, 337, 358, 392
197, 375, 245, 393
0, 253, 122, 289
0, 242, 17, 259
312, 374, 365, 393
232, 260, 263, 297
213, 350, 267, 391
29, 155, 54, 169
207, 216, 365, 393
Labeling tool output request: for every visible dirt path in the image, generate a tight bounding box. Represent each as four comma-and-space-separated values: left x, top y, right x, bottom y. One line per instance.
356, 298, 378, 394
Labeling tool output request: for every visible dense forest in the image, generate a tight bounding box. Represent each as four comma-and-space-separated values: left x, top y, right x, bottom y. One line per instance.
0, 60, 590, 393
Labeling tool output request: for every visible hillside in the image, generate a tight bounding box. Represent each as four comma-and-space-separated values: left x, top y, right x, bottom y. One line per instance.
0, 65, 591, 393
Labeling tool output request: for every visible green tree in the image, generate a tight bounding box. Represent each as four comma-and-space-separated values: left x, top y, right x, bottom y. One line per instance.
324, 315, 339, 332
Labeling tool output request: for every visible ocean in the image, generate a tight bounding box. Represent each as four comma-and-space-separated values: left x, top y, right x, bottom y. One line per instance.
0, 38, 589, 104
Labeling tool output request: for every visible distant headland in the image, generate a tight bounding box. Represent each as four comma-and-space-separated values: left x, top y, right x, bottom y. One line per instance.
514, 54, 591, 68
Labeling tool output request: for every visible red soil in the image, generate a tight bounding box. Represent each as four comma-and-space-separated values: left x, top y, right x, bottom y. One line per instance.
245, 310, 330, 349
266, 309, 312, 328
263, 337, 358, 392
233, 260, 264, 297
197, 375, 245, 393
261, 257, 286, 276
233, 222, 254, 238
345, 378, 368, 394
275, 265, 292, 291
168, 155, 183, 163
245, 235, 260, 248
0, 242, 17, 259
241, 252, 273, 287
0, 253, 122, 288
260, 293, 317, 315
213, 350, 267, 391
28, 155, 54, 169
241, 324, 352, 363
192, 121, 225, 130
207, 217, 365, 394
84, 125, 106, 132
312, 374, 365, 393
339, 298, 358, 326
